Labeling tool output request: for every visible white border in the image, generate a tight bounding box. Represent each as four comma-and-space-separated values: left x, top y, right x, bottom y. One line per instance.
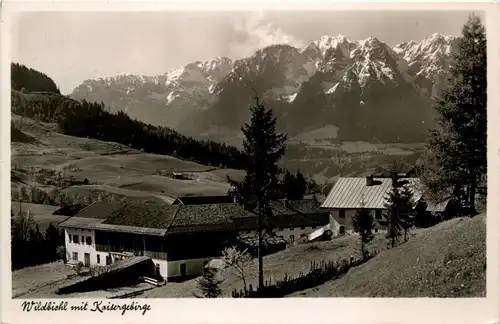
1, 1, 499, 324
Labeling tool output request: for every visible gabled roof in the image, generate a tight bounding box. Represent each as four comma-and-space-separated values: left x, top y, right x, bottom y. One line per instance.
321, 177, 426, 210
58, 198, 330, 235
52, 204, 87, 216
69, 201, 120, 220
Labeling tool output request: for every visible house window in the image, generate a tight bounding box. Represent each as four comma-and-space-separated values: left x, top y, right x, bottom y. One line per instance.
86, 236, 92, 245
339, 209, 346, 218
72, 252, 78, 261
106, 256, 111, 265
81, 236, 84, 244
69, 234, 72, 243
73, 235, 79, 244
290, 234, 295, 241
375, 210, 382, 220
97, 255, 101, 264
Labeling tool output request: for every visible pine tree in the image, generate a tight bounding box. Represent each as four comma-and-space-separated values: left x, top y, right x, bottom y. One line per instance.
381, 172, 416, 247
281, 171, 297, 200
196, 268, 223, 298
228, 95, 287, 291
420, 15, 486, 215
382, 173, 403, 247
383, 185, 403, 248
399, 184, 416, 242
352, 202, 375, 260
295, 170, 307, 199
45, 223, 61, 262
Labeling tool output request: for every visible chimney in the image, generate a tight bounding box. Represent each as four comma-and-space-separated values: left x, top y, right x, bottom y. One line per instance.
366, 175, 374, 186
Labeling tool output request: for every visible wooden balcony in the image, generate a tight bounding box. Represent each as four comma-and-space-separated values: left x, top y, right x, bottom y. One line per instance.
95, 244, 168, 260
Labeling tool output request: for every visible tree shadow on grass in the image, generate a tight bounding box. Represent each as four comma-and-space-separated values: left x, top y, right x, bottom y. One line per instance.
11, 127, 42, 145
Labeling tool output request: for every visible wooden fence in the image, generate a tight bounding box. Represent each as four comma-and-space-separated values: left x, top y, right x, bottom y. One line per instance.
231, 251, 379, 298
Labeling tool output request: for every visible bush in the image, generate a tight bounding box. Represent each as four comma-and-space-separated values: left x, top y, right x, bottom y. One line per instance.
89, 265, 111, 278
232, 249, 378, 298
196, 269, 223, 298
74, 262, 84, 276
56, 246, 66, 263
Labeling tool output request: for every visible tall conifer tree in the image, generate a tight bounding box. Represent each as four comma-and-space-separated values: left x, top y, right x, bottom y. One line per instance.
228, 95, 287, 291
421, 15, 486, 215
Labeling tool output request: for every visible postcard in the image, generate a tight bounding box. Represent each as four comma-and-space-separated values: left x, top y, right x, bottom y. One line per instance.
1, 1, 498, 324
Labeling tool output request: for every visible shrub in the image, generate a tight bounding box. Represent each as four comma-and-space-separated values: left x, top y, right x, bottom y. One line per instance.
56, 246, 66, 263
74, 262, 83, 276
196, 268, 223, 298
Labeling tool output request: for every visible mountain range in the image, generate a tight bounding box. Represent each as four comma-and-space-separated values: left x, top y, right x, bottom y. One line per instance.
71, 33, 460, 144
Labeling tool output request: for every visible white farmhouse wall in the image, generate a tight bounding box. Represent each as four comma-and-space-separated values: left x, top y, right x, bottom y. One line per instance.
151, 259, 169, 279
326, 208, 385, 236
64, 228, 98, 265
275, 226, 321, 241
167, 257, 215, 278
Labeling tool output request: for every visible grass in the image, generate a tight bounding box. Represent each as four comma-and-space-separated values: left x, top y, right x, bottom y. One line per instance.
142, 215, 486, 298
11, 114, 243, 200
10, 202, 68, 231
141, 233, 387, 298
11, 260, 154, 299
14, 215, 486, 298
12, 261, 75, 298
289, 214, 486, 297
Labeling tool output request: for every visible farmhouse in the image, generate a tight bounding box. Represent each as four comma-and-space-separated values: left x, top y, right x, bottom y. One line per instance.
171, 172, 187, 180
58, 198, 331, 281
321, 175, 450, 235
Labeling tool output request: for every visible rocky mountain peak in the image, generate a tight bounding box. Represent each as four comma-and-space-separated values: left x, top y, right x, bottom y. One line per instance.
71, 32, 460, 142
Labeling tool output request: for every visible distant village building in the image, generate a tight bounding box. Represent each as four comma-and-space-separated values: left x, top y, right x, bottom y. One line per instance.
171, 172, 187, 180
66, 177, 90, 186
321, 175, 450, 236
58, 198, 332, 281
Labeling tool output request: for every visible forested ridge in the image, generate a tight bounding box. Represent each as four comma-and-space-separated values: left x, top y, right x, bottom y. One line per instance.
10, 61, 247, 169
11, 63, 61, 94
10, 63, 314, 193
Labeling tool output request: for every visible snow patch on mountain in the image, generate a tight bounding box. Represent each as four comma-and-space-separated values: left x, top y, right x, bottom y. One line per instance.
72, 32, 459, 133
324, 82, 339, 94
284, 93, 298, 103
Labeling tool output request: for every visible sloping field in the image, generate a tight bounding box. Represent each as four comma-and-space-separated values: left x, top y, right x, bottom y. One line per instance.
10, 202, 68, 231
289, 214, 486, 297
143, 215, 486, 298
142, 233, 388, 298
291, 125, 339, 143
11, 114, 243, 199
12, 261, 75, 298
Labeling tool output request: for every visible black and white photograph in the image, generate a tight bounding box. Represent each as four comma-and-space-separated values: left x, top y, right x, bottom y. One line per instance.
1, 2, 497, 321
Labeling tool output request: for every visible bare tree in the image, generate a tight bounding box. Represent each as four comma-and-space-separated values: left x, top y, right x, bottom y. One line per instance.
221, 246, 252, 292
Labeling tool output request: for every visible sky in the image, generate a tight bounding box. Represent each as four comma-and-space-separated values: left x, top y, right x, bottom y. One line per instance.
11, 10, 482, 94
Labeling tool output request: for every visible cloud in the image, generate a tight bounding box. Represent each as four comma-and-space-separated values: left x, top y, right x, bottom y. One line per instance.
228, 11, 305, 59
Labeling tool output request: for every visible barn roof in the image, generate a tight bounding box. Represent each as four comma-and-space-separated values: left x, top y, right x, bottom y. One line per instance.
58, 198, 329, 235
321, 177, 447, 212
